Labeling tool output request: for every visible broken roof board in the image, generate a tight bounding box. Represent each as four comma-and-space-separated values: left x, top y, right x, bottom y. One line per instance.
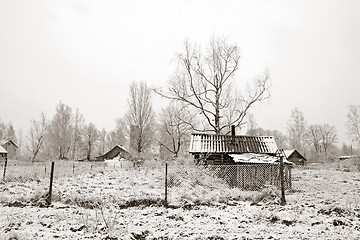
189, 134, 278, 154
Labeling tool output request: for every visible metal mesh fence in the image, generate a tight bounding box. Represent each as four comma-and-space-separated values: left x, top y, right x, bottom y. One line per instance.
167, 164, 292, 191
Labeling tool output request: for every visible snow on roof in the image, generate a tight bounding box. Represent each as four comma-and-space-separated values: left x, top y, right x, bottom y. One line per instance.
189, 133, 278, 154
229, 153, 294, 165
0, 145, 7, 154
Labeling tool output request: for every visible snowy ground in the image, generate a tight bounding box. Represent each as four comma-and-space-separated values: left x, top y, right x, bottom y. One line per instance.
1, 162, 360, 239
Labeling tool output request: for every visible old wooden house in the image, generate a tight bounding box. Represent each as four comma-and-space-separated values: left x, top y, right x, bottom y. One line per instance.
0, 139, 17, 159
95, 145, 131, 161
189, 133, 283, 165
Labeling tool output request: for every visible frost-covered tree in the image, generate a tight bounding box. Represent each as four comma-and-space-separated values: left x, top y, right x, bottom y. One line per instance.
47, 101, 73, 159
158, 102, 192, 158
125, 81, 155, 154
346, 105, 360, 147
287, 108, 308, 153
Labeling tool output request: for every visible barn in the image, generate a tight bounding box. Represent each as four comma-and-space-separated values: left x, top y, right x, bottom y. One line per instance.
284, 149, 307, 165
0, 139, 17, 159
188, 132, 292, 165
95, 145, 131, 161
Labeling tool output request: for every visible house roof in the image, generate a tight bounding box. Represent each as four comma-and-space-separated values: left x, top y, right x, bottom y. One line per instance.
284, 149, 307, 161
189, 133, 278, 154
0, 139, 18, 148
229, 153, 294, 165
0, 145, 7, 154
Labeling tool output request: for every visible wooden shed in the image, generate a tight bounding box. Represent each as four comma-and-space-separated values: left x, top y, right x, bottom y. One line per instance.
188, 133, 279, 165
284, 149, 307, 165
95, 145, 131, 161
0, 139, 17, 159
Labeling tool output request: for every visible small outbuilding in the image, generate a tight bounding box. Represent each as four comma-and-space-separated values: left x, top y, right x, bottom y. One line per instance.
284, 149, 307, 165
189, 132, 280, 165
0, 139, 17, 159
95, 145, 131, 161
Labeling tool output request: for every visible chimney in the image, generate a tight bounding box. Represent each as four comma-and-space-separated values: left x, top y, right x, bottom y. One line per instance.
231, 125, 236, 137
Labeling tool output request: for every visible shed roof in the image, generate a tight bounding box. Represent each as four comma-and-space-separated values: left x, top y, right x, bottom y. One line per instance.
189, 133, 278, 154
284, 149, 307, 161
0, 145, 7, 154
0, 139, 18, 148
96, 145, 131, 160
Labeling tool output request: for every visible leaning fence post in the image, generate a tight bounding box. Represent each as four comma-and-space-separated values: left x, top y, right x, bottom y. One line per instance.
46, 162, 55, 206
2, 157, 8, 180
280, 156, 286, 205
164, 162, 168, 206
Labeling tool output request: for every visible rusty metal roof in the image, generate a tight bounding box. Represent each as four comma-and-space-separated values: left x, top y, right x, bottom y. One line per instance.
189, 133, 278, 154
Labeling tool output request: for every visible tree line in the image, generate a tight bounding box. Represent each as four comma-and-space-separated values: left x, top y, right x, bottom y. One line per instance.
1, 36, 359, 161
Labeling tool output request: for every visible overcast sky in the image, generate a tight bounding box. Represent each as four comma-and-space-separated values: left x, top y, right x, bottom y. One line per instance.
0, 0, 359, 145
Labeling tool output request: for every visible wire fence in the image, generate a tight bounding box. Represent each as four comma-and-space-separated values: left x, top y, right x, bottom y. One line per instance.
4, 158, 359, 208
167, 164, 292, 190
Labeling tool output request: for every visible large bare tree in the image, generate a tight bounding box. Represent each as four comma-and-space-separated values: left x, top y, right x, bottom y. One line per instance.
125, 81, 155, 154
27, 113, 48, 161
346, 105, 360, 147
156, 37, 270, 134
308, 124, 337, 157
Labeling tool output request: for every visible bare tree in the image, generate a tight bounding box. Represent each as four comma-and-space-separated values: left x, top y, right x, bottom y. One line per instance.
308, 124, 322, 154
71, 108, 84, 160
156, 37, 270, 134
346, 105, 360, 147
47, 101, 73, 159
125, 81, 155, 154
27, 113, 47, 161
106, 119, 126, 151
309, 123, 337, 159
319, 124, 337, 155
287, 108, 308, 153
158, 102, 192, 158
83, 122, 99, 160
97, 128, 107, 155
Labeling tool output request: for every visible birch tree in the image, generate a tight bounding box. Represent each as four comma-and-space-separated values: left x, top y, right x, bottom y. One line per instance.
156, 37, 270, 134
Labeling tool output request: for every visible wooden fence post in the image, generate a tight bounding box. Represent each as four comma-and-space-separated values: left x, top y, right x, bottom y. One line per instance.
2, 157, 8, 180
46, 162, 55, 206
164, 163, 168, 206
280, 156, 286, 206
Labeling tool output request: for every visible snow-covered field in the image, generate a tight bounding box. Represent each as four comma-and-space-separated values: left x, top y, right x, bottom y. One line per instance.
1, 161, 360, 239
